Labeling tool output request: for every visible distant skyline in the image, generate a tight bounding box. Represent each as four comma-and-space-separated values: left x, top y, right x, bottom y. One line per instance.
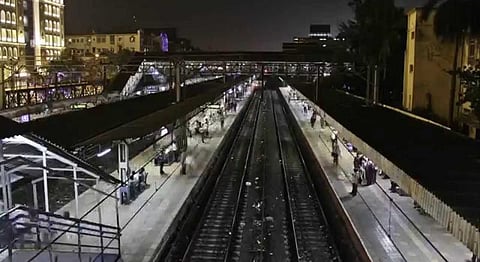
65, 0, 426, 51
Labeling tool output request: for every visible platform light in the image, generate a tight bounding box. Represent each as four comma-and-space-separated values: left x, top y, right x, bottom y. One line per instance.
160, 126, 168, 137
97, 148, 112, 157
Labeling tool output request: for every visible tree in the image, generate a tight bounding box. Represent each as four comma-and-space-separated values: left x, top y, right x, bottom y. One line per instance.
339, 0, 405, 105
422, 0, 480, 123
104, 49, 134, 66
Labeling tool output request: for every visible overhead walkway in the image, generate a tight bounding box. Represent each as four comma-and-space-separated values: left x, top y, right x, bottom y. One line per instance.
24, 76, 249, 149
287, 79, 480, 259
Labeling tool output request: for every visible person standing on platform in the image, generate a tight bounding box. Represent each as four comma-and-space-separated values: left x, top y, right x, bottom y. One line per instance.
350, 169, 359, 196
310, 111, 317, 128
303, 103, 308, 115
204, 116, 210, 138
331, 130, 338, 150
332, 142, 340, 166
220, 113, 225, 130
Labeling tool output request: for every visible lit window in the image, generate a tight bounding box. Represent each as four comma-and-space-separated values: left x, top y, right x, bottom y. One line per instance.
5, 11, 10, 24
0, 10, 5, 23
7, 47, 12, 57
13, 47, 17, 57
11, 13, 15, 24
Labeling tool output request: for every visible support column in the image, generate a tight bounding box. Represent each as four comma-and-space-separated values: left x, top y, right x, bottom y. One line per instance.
32, 182, 38, 210
261, 64, 265, 89
373, 65, 379, 104
73, 166, 79, 218
175, 62, 181, 103
366, 65, 371, 106
6, 165, 12, 210
42, 150, 50, 212
0, 139, 7, 212
0, 64, 4, 109
315, 65, 320, 103
117, 142, 129, 184
174, 61, 187, 175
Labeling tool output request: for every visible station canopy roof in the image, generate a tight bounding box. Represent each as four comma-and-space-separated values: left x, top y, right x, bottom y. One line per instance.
1, 134, 120, 185
25, 76, 248, 148
0, 116, 28, 140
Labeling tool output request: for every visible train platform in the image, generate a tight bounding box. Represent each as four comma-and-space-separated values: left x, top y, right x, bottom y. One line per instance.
52, 96, 249, 262
279, 87, 473, 262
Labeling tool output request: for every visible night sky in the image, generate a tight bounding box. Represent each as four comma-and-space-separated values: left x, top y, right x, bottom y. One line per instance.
65, 0, 426, 51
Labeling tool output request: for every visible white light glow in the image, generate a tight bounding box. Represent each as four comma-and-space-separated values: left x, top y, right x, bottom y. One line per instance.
97, 148, 112, 157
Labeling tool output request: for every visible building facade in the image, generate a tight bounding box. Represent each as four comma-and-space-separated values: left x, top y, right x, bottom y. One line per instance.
0, 0, 65, 69
403, 8, 479, 139
65, 28, 185, 57
1, 0, 26, 76
27, 0, 65, 66
66, 30, 142, 56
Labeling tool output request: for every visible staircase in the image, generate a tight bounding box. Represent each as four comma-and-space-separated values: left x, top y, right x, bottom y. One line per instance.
0, 205, 121, 262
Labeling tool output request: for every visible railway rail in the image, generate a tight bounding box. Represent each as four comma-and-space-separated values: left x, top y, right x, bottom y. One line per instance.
164, 89, 340, 262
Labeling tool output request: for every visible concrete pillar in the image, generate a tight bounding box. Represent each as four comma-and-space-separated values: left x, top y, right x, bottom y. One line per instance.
366, 65, 371, 106
32, 182, 38, 210
42, 150, 50, 212
315, 65, 320, 103
0, 65, 4, 109
118, 141, 129, 184
373, 65, 379, 104
73, 166, 79, 218
174, 61, 187, 174
261, 64, 265, 89
0, 139, 7, 212
175, 62, 181, 103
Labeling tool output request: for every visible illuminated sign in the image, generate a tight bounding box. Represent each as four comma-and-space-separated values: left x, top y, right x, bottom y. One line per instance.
160, 33, 169, 52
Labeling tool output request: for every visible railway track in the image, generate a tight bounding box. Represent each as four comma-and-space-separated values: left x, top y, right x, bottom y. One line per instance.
166, 88, 340, 262
180, 91, 262, 261
272, 91, 339, 262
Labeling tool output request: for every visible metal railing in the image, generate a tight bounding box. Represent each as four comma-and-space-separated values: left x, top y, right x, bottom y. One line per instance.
0, 192, 121, 261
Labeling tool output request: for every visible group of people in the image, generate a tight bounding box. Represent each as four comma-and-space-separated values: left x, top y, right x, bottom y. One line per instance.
326, 125, 382, 197
120, 167, 149, 204
155, 141, 180, 175
350, 152, 382, 196
192, 107, 226, 143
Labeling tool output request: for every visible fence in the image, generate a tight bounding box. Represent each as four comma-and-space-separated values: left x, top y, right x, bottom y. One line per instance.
293, 89, 480, 258
0, 202, 121, 262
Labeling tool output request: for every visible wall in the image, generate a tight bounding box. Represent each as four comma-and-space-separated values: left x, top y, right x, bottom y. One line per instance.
66, 31, 141, 56
297, 89, 480, 258
403, 9, 477, 126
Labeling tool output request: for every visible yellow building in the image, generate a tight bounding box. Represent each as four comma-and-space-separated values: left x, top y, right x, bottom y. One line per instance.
66, 30, 142, 57
30, 0, 65, 66
403, 8, 479, 139
0, 0, 65, 69
0, 0, 26, 75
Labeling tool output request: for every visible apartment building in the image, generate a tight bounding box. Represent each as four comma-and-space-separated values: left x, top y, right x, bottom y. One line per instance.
66, 30, 143, 56
1, 0, 65, 68
403, 8, 479, 139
